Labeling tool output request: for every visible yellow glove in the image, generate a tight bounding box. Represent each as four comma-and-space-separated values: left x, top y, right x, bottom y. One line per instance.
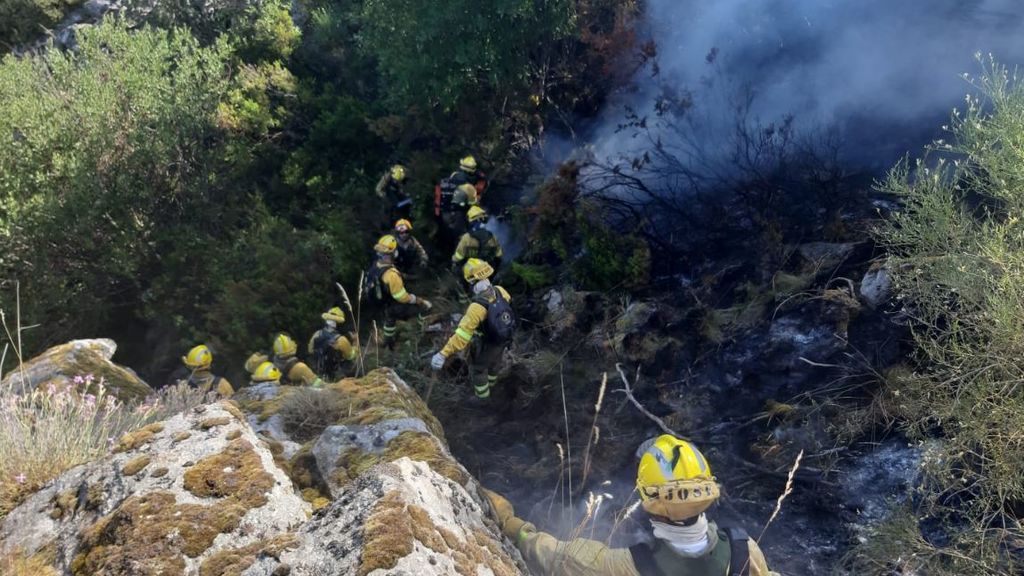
483, 488, 528, 540
483, 488, 514, 526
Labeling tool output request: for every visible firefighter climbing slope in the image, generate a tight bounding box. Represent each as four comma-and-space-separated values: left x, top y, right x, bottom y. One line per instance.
431, 258, 515, 399
483, 435, 780, 576
365, 234, 433, 350
452, 206, 503, 273
393, 218, 429, 274
308, 306, 358, 380
376, 163, 411, 226
436, 155, 488, 246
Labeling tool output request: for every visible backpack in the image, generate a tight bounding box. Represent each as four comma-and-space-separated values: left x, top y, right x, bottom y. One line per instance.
273, 356, 299, 386
434, 177, 457, 216
363, 262, 392, 303
628, 527, 752, 576
311, 328, 342, 378
469, 228, 498, 261
473, 288, 516, 343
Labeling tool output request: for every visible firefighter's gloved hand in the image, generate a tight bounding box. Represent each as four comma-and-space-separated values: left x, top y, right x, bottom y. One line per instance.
430, 352, 446, 371
418, 298, 433, 311
482, 489, 514, 526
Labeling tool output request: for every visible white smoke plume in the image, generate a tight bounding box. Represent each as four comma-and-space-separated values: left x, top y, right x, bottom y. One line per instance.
587, 0, 1024, 170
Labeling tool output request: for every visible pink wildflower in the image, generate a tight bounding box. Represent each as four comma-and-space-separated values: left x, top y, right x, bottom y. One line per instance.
14, 473, 26, 485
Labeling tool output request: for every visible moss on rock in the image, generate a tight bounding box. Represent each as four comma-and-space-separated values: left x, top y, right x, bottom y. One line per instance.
198, 416, 232, 430
122, 455, 151, 476
199, 534, 299, 576
359, 489, 518, 576
113, 423, 164, 453
71, 491, 248, 575
333, 431, 468, 488
183, 439, 274, 507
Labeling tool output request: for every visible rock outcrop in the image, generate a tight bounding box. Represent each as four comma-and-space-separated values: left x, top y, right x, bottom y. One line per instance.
0, 351, 526, 575
0, 338, 151, 401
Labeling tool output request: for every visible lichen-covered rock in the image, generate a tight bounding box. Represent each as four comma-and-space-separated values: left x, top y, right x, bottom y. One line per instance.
0, 338, 151, 402
243, 458, 526, 576
2, 363, 528, 575
0, 403, 308, 575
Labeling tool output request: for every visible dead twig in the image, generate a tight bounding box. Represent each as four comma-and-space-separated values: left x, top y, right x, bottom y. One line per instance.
613, 363, 686, 440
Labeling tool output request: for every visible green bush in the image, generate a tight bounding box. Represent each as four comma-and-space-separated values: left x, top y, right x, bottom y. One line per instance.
867, 56, 1024, 575
0, 19, 236, 339
358, 0, 574, 110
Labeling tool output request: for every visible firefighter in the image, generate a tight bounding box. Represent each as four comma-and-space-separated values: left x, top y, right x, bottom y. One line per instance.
483, 435, 779, 576
452, 206, 503, 273
271, 333, 324, 387
449, 155, 487, 192
308, 306, 358, 380
364, 234, 433, 350
394, 218, 429, 273
376, 164, 411, 225
180, 344, 234, 398
431, 258, 514, 399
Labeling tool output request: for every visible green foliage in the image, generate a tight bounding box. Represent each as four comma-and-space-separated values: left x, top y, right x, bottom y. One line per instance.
869, 56, 1024, 574
572, 207, 650, 290
0, 19, 235, 334
358, 0, 575, 110
509, 262, 555, 291
0, 0, 82, 47
141, 0, 299, 61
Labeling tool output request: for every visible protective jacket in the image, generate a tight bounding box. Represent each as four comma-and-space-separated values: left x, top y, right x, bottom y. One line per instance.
449, 169, 487, 192
375, 173, 408, 207
452, 227, 503, 266
273, 355, 323, 387
441, 286, 513, 356
371, 262, 416, 304
185, 369, 234, 398
516, 521, 776, 576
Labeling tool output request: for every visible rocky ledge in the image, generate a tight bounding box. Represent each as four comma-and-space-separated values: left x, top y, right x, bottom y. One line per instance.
0, 362, 525, 575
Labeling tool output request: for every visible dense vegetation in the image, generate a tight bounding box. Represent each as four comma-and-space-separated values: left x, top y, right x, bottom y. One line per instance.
853, 58, 1024, 575
0, 0, 638, 378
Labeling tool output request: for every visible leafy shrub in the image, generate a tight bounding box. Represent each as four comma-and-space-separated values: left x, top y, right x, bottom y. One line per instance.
866, 56, 1024, 574
0, 19, 236, 343
358, 0, 574, 110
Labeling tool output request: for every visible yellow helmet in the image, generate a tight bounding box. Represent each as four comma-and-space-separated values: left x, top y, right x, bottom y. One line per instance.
322, 306, 346, 323
182, 344, 213, 369
374, 234, 398, 254
394, 219, 413, 233
390, 164, 406, 182
637, 435, 720, 521
463, 258, 494, 283
251, 361, 282, 383
459, 155, 477, 172
272, 333, 297, 357
467, 205, 488, 223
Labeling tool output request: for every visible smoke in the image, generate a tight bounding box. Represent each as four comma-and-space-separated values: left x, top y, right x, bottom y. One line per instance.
588, 0, 1024, 171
